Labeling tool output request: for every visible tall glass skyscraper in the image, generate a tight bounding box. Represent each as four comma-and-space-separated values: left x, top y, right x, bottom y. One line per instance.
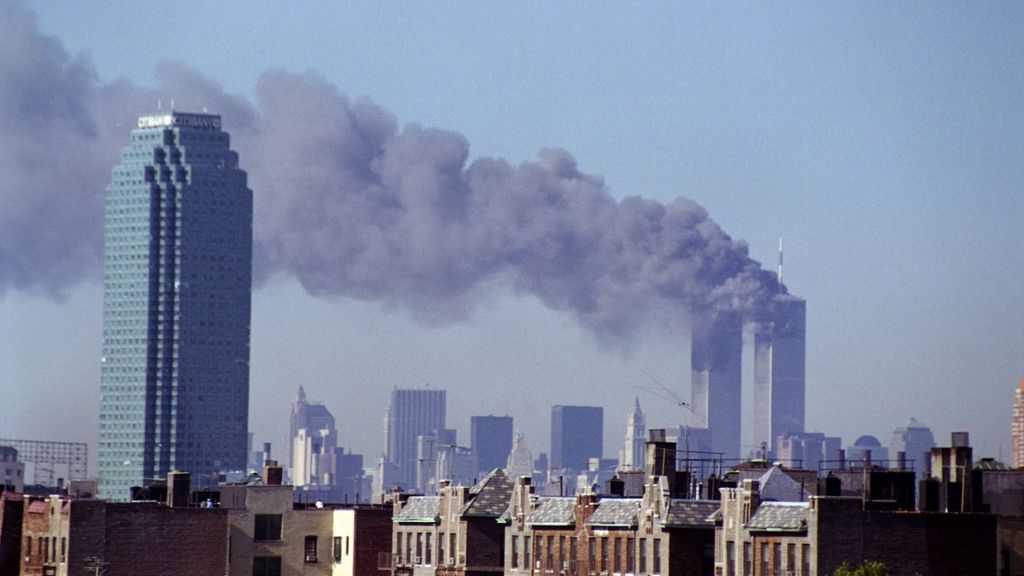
98, 112, 252, 500
550, 405, 603, 473
383, 389, 446, 490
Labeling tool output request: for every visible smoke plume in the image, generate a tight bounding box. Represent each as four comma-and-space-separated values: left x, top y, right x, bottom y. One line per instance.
0, 2, 782, 339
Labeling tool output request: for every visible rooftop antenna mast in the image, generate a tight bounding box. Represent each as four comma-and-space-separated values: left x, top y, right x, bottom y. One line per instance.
777, 236, 784, 287
638, 370, 703, 498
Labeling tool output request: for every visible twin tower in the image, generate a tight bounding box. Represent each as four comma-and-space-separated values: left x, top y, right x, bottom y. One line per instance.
689, 293, 806, 461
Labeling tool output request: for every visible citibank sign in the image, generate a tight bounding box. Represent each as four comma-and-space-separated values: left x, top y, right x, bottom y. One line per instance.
137, 114, 221, 130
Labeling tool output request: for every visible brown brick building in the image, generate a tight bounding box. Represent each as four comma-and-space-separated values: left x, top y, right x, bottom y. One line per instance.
503, 474, 717, 576
716, 478, 996, 576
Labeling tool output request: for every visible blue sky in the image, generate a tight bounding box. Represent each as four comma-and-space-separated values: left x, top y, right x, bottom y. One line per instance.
2, 1, 1022, 470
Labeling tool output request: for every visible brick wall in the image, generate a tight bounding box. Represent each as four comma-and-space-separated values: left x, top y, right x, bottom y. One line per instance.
353, 507, 393, 576
103, 503, 229, 576
0, 496, 23, 575
464, 516, 504, 573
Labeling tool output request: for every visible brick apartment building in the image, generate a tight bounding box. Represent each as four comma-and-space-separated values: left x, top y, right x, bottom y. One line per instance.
392, 469, 514, 576
502, 474, 718, 576
716, 478, 996, 576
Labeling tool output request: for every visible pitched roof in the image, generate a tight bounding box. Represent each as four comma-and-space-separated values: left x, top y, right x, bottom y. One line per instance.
526, 497, 575, 526
395, 496, 440, 523
460, 468, 514, 517
587, 498, 640, 528
663, 500, 719, 529
747, 502, 809, 532
758, 465, 807, 502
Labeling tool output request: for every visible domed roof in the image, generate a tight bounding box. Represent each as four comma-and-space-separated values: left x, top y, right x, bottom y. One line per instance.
854, 435, 882, 447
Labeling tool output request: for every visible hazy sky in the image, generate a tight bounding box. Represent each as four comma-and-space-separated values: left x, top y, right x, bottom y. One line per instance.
1, 1, 1022, 475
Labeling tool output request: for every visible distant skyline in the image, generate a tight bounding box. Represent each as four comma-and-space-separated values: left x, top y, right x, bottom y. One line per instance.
1, 1, 1022, 472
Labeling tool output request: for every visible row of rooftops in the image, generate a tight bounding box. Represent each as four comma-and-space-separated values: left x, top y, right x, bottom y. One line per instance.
396, 493, 722, 530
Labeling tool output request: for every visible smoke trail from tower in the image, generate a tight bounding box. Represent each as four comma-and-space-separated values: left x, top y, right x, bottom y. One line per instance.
0, 2, 783, 340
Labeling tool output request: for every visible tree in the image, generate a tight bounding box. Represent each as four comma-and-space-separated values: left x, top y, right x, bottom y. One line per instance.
833, 561, 889, 576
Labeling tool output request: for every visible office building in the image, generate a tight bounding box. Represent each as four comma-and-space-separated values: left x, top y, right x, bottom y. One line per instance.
753, 295, 807, 455
549, 405, 603, 473
690, 311, 743, 461
470, 415, 514, 475
1014, 380, 1024, 468
618, 397, 646, 471
845, 435, 889, 467
506, 430, 534, 480
289, 386, 339, 486
775, 432, 841, 472
890, 418, 936, 477
98, 112, 252, 500
383, 389, 446, 490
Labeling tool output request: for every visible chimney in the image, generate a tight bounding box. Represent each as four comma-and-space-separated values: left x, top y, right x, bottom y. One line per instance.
644, 430, 677, 479
951, 432, 970, 448
740, 479, 761, 523
263, 460, 283, 486
167, 471, 191, 508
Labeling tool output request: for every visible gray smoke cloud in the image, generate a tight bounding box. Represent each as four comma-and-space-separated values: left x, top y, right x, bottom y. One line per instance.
0, 1, 782, 338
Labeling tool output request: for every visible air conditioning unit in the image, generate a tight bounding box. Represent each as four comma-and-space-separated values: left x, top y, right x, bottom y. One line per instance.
414, 556, 421, 565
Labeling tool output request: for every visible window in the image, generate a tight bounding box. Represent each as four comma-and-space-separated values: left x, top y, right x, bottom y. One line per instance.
511, 536, 519, 568
333, 537, 342, 563
450, 533, 457, 564
639, 539, 646, 573
787, 543, 796, 575
560, 536, 567, 570
60, 537, 66, 563
743, 543, 752, 576
571, 537, 577, 568
613, 538, 621, 574
801, 544, 810, 576
253, 556, 282, 576
727, 541, 736, 576
601, 538, 608, 573
652, 539, 661, 575
25, 536, 31, 558
546, 536, 554, 570
773, 543, 781, 576
589, 539, 596, 571
406, 533, 413, 563
254, 515, 282, 541
760, 543, 769, 576
440, 532, 447, 565
416, 533, 423, 564
626, 538, 634, 574
525, 536, 532, 569
304, 536, 318, 563
426, 533, 432, 565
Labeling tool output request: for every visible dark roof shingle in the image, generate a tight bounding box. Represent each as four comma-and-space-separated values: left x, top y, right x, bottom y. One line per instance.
587, 499, 640, 527
526, 497, 575, 526
460, 468, 514, 517
395, 496, 440, 523
663, 500, 719, 528
747, 502, 808, 532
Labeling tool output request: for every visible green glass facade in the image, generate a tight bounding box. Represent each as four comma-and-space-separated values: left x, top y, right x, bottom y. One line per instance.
99, 112, 252, 500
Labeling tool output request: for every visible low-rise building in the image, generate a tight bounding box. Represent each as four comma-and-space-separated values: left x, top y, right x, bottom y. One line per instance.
392, 495, 441, 576
716, 478, 996, 576
223, 475, 333, 576
503, 473, 718, 576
